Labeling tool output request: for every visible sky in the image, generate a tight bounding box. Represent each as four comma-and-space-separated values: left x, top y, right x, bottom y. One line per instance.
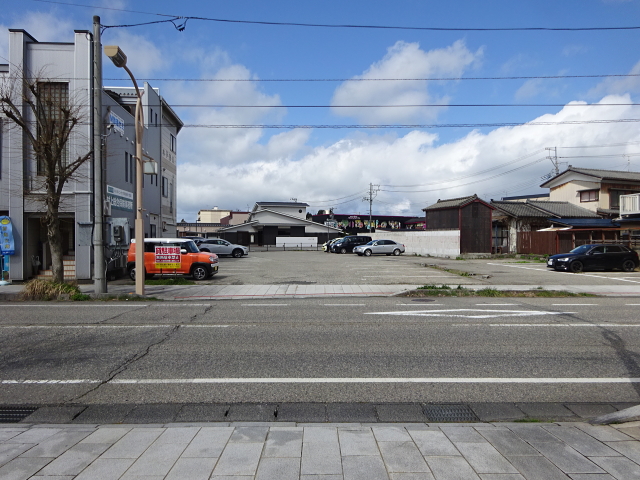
2, 0, 640, 220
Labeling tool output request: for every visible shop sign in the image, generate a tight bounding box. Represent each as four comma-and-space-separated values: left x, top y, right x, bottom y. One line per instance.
107, 185, 134, 212
154, 246, 181, 269
0, 216, 15, 255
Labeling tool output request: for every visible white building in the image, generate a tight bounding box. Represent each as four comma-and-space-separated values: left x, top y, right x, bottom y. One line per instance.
0, 28, 182, 281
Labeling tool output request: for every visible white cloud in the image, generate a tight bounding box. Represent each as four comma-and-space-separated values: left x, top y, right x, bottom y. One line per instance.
177, 94, 640, 219
330, 40, 483, 124
103, 29, 169, 77
515, 79, 544, 100
0, 11, 75, 62
562, 44, 588, 57
588, 60, 640, 97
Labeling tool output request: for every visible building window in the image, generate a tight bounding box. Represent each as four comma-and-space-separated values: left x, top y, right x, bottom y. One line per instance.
162, 176, 168, 197
170, 133, 177, 153
124, 153, 128, 183
610, 189, 638, 209
580, 190, 599, 202
169, 182, 173, 213
37, 82, 69, 175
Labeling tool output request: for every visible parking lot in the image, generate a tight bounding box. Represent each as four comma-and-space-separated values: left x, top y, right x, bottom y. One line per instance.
113, 250, 640, 288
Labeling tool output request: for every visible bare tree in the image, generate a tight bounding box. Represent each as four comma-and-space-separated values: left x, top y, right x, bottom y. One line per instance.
0, 68, 92, 283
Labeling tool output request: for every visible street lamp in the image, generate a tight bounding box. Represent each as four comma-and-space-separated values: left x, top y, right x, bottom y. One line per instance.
104, 45, 145, 296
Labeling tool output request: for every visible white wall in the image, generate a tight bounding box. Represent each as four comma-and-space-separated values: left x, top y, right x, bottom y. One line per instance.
366, 230, 460, 257
276, 237, 317, 247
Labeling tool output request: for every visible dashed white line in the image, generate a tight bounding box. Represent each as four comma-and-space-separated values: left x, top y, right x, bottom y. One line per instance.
551, 304, 598, 306
5, 378, 640, 385
323, 304, 366, 306
240, 304, 289, 306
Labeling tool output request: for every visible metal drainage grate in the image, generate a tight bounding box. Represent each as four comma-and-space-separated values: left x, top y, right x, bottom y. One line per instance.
411, 298, 437, 302
0, 407, 37, 423
423, 404, 478, 422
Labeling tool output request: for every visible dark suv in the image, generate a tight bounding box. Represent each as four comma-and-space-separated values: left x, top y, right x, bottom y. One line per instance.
331, 235, 372, 254
547, 244, 639, 273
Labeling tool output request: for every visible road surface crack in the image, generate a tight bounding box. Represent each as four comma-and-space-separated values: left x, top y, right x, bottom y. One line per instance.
65, 325, 180, 403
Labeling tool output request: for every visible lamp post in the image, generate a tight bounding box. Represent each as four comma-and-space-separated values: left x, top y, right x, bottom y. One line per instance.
104, 45, 145, 296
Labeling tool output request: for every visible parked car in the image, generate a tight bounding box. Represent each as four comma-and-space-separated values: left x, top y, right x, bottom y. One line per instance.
547, 244, 639, 273
322, 237, 343, 253
330, 235, 372, 254
354, 239, 405, 256
198, 238, 249, 258
127, 238, 219, 281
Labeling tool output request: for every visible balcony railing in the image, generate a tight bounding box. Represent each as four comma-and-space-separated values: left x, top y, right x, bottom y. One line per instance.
620, 193, 640, 216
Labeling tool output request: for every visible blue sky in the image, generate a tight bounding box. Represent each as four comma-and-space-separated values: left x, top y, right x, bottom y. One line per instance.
3, 0, 640, 220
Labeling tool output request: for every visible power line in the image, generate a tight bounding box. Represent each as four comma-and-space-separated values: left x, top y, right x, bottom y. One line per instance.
32, 1, 640, 32
380, 150, 544, 187
100, 103, 640, 108
103, 74, 640, 83
177, 118, 640, 128
380, 156, 548, 193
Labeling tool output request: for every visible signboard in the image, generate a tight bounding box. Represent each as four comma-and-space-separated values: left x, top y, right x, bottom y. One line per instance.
106, 185, 134, 212
108, 111, 125, 135
154, 246, 181, 269
0, 216, 15, 255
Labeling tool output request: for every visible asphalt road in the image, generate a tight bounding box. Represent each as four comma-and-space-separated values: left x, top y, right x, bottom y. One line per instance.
2, 297, 640, 405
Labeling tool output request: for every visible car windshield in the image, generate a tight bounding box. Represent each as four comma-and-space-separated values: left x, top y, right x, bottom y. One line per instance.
570, 245, 593, 254
365, 241, 375, 245
182, 240, 200, 253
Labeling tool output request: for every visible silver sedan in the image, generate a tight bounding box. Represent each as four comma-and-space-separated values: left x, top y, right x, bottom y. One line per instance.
353, 240, 405, 256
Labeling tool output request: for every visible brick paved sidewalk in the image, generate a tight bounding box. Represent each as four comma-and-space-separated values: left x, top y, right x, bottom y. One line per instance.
2, 421, 640, 479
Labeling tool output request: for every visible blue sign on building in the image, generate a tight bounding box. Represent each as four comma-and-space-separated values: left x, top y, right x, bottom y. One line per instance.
0, 216, 16, 255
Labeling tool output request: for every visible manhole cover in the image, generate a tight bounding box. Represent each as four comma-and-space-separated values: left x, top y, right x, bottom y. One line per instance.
423, 404, 478, 422
0, 407, 37, 423
411, 298, 437, 302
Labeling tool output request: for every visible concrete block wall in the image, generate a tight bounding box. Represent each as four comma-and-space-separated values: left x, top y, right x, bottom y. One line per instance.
365, 230, 461, 257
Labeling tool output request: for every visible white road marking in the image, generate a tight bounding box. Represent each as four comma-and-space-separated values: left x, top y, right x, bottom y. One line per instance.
552, 304, 598, 306
240, 304, 289, 306
5, 378, 640, 385
2, 323, 638, 330
487, 262, 640, 284
323, 304, 366, 306
1, 305, 147, 307
476, 303, 518, 306
366, 309, 575, 319
362, 275, 454, 278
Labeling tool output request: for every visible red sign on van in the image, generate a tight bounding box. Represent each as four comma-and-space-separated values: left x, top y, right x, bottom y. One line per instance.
155, 246, 181, 269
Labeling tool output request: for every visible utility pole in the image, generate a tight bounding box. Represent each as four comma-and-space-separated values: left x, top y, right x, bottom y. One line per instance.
93, 15, 106, 294
546, 147, 559, 175
362, 183, 380, 233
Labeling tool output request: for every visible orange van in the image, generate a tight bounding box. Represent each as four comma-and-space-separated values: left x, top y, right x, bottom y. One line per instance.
127, 238, 219, 280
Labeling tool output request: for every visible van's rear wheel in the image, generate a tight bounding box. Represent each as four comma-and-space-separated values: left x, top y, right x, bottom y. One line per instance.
129, 266, 152, 281
191, 265, 209, 281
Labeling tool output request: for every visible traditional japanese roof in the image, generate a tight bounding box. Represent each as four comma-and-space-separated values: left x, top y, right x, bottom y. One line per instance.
255, 201, 309, 207
540, 167, 640, 187
550, 218, 621, 228
491, 201, 550, 218
527, 201, 601, 218
423, 194, 492, 211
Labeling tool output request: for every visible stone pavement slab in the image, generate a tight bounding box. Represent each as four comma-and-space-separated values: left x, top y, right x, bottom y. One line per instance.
1, 422, 640, 479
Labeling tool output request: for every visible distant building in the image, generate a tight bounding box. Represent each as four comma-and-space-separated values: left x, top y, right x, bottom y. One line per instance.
541, 167, 640, 217
217, 202, 342, 245
311, 213, 417, 234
